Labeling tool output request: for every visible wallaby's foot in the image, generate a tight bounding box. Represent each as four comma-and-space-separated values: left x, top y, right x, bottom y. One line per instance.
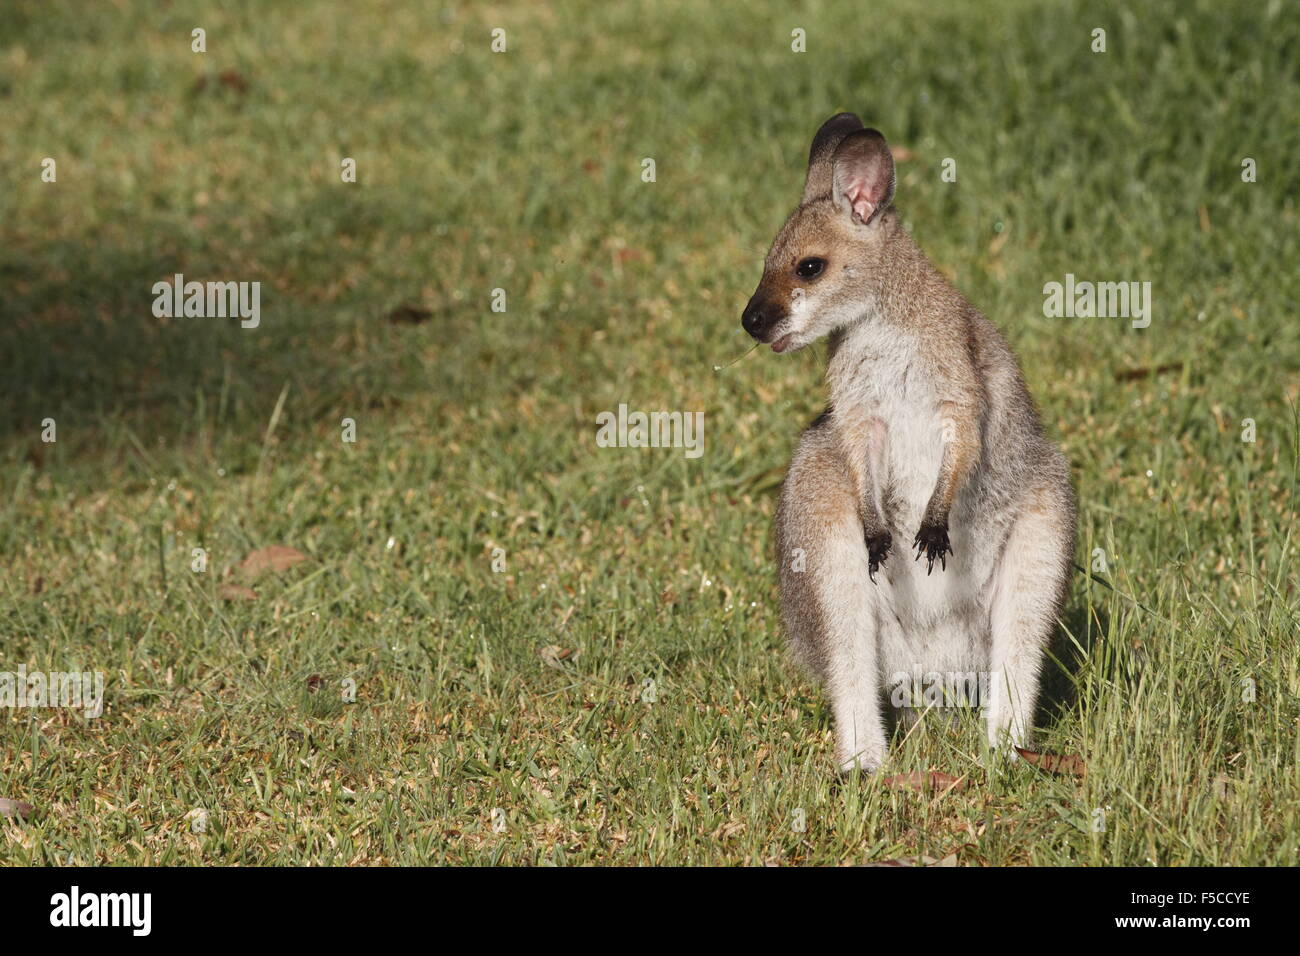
837, 744, 886, 775
865, 531, 892, 582
912, 522, 951, 574
986, 710, 1029, 755
984, 728, 1026, 775
833, 698, 888, 775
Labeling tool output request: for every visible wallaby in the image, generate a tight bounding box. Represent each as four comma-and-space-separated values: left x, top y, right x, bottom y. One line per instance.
742, 113, 1076, 772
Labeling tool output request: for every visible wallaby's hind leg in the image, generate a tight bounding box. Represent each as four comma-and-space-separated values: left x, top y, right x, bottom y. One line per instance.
986, 480, 1075, 752
777, 433, 887, 772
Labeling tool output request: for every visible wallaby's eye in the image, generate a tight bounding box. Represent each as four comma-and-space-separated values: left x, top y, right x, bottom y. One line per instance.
795, 257, 826, 279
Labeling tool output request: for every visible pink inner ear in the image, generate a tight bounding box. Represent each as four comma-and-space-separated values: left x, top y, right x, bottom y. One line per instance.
844, 176, 877, 224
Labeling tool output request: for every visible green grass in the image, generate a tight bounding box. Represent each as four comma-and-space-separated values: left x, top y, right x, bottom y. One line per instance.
1, 0, 1298, 865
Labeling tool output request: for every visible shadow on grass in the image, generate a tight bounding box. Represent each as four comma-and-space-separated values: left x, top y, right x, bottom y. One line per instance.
1035, 592, 1107, 735
0, 212, 437, 461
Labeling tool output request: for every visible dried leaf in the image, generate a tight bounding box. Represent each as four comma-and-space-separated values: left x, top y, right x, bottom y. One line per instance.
539, 645, 574, 668
219, 583, 258, 601
865, 843, 968, 867
1015, 748, 1086, 776
864, 854, 939, 867
0, 797, 34, 820
863, 858, 918, 867
1212, 774, 1234, 799
1114, 361, 1184, 383
192, 69, 250, 95
883, 771, 967, 793
238, 545, 307, 581
219, 70, 249, 93
386, 303, 433, 325
716, 820, 745, 840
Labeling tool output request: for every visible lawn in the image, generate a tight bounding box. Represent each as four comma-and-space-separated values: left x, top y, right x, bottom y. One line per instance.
1, 0, 1297, 865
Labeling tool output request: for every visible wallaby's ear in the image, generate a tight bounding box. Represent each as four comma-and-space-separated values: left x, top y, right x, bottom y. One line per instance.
802, 112, 864, 204
831, 129, 896, 226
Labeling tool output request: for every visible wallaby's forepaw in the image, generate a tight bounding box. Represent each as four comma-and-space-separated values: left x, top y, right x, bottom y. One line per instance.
912, 522, 952, 574
865, 532, 892, 583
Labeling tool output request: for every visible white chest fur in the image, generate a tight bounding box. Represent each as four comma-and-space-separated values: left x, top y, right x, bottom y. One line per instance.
828, 321, 944, 527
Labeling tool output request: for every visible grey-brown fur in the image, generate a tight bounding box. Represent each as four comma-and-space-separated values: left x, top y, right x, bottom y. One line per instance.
745, 114, 1076, 771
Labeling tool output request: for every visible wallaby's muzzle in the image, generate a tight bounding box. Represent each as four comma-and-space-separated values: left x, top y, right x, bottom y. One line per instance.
741, 291, 783, 342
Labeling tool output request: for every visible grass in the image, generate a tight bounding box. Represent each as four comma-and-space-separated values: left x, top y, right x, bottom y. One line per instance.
0, 0, 1297, 865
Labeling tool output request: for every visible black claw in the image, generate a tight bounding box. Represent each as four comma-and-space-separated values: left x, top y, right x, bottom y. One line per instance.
866, 532, 892, 584
912, 522, 952, 575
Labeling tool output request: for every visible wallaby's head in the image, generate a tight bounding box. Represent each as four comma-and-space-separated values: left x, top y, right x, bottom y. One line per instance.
741, 113, 898, 352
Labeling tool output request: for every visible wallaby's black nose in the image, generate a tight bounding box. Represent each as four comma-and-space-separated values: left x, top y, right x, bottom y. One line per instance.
742, 294, 775, 340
